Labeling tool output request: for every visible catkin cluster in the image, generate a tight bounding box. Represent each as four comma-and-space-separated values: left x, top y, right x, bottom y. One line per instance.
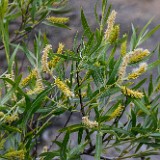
41, 44, 52, 73
121, 86, 143, 99
128, 62, 147, 79
4, 150, 25, 160
118, 48, 150, 82
21, 69, 38, 87
27, 78, 44, 95
82, 116, 98, 128
55, 78, 74, 98
108, 104, 124, 121
47, 16, 69, 24
4, 114, 19, 124
48, 43, 64, 69
129, 48, 149, 64
105, 10, 117, 41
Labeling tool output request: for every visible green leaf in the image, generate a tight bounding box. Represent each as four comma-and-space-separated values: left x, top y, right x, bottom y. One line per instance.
102, 4, 111, 29
140, 24, 160, 44
133, 151, 160, 158
78, 128, 83, 144
107, 57, 121, 84
92, 69, 104, 86
148, 75, 153, 96
130, 24, 137, 51
60, 132, 70, 160
95, 132, 102, 160
40, 151, 60, 160
0, 77, 30, 101
43, 21, 71, 30
0, 21, 10, 64
149, 133, 160, 137
20, 44, 37, 67
59, 124, 83, 133
133, 99, 150, 115
138, 18, 153, 40
131, 109, 136, 127
8, 44, 19, 73
0, 76, 21, 105
94, 1, 100, 23
0, 124, 21, 133
148, 59, 160, 70
22, 87, 53, 127
68, 141, 88, 159
133, 78, 147, 90
100, 102, 120, 122
81, 9, 92, 38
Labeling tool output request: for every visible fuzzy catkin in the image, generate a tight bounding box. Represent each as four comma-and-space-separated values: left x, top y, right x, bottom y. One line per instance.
41, 44, 52, 73
121, 86, 143, 99
129, 48, 150, 63
121, 39, 127, 56
128, 62, 147, 79
55, 78, 74, 97
108, 104, 124, 121
108, 25, 120, 44
118, 54, 130, 83
0, 111, 4, 117
21, 69, 38, 87
27, 78, 44, 95
82, 116, 98, 128
47, 16, 69, 24
104, 10, 117, 40
48, 43, 64, 69
4, 150, 25, 160
4, 114, 19, 124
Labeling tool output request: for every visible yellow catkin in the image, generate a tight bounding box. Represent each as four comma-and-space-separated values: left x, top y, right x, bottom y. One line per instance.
121, 86, 143, 99
57, 43, 64, 54
104, 10, 117, 40
121, 39, 127, 56
82, 116, 98, 128
118, 54, 130, 82
41, 44, 52, 73
5, 114, 19, 124
27, 79, 44, 95
48, 43, 64, 69
46, 16, 69, 24
108, 104, 124, 121
108, 25, 120, 44
128, 62, 147, 79
4, 149, 25, 160
0, 139, 5, 150
0, 112, 4, 117
5, 73, 14, 88
55, 78, 74, 97
129, 48, 150, 63
21, 69, 38, 87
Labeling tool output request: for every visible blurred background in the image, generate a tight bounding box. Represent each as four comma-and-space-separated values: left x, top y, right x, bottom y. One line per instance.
49, 0, 160, 50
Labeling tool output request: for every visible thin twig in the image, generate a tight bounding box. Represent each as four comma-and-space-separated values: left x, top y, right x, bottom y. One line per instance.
76, 45, 93, 148
48, 111, 73, 151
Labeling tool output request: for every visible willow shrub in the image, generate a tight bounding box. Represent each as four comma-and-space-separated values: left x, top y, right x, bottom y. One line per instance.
0, 0, 160, 160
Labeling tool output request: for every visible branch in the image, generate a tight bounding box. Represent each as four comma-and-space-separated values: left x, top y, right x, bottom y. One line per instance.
48, 111, 73, 151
